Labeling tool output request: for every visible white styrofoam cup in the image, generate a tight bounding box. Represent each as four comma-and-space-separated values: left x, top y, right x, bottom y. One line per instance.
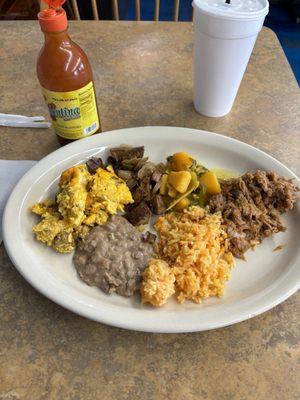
193, 0, 269, 117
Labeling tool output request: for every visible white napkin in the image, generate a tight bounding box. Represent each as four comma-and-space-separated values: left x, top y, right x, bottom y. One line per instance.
0, 160, 37, 244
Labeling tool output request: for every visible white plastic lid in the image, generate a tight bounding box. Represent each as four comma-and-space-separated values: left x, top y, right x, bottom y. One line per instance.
193, 0, 269, 20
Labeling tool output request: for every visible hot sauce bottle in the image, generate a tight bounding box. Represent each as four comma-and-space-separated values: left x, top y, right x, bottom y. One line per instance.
37, 0, 101, 145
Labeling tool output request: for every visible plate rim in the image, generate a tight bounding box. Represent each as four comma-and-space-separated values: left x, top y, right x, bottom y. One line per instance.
3, 126, 300, 333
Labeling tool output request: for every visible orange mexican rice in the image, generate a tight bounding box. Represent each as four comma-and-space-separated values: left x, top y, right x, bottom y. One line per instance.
141, 206, 234, 306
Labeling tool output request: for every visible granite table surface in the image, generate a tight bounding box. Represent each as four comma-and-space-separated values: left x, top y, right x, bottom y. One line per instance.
0, 21, 299, 400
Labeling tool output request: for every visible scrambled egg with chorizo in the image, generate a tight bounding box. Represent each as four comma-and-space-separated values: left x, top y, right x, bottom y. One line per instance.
31, 164, 133, 253
84, 166, 134, 226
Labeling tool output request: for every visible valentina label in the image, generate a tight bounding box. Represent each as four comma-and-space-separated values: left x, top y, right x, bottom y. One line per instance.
48, 103, 80, 121
42, 81, 100, 140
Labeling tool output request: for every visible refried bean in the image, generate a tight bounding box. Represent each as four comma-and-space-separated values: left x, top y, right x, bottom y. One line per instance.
73, 215, 153, 296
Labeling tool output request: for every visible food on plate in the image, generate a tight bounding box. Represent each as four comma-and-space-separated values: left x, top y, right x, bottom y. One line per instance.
159, 152, 222, 211
83, 166, 133, 225
170, 152, 193, 171
73, 215, 153, 296
141, 231, 157, 245
173, 197, 190, 211
141, 206, 234, 306
198, 170, 221, 195
31, 170, 92, 254
208, 170, 299, 259
31, 200, 74, 253
107, 145, 167, 225
31, 164, 133, 253
166, 172, 199, 210
273, 244, 286, 252
106, 147, 225, 223
57, 164, 90, 226
168, 171, 192, 194
125, 201, 152, 226
141, 259, 175, 306
110, 145, 145, 162
86, 157, 104, 174
30, 144, 299, 307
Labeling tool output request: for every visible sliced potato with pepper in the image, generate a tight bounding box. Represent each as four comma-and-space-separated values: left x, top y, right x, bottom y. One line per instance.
171, 152, 193, 171
168, 171, 192, 194
167, 172, 199, 211
159, 174, 169, 195
168, 185, 178, 198
190, 161, 208, 176
198, 171, 221, 194
189, 183, 207, 207
173, 197, 190, 211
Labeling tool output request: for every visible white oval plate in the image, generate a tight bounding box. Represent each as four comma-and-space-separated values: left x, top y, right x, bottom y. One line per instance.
3, 127, 300, 333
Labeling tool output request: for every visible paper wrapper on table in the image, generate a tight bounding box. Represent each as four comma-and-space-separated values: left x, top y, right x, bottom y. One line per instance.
0, 160, 36, 243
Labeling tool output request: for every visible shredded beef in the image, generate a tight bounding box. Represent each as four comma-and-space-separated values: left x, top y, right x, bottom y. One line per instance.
208, 171, 299, 259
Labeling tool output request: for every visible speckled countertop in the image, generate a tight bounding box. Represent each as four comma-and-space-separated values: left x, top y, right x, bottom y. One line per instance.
0, 21, 299, 400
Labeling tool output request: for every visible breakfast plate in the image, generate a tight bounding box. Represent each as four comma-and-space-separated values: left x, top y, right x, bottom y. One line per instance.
3, 127, 300, 333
